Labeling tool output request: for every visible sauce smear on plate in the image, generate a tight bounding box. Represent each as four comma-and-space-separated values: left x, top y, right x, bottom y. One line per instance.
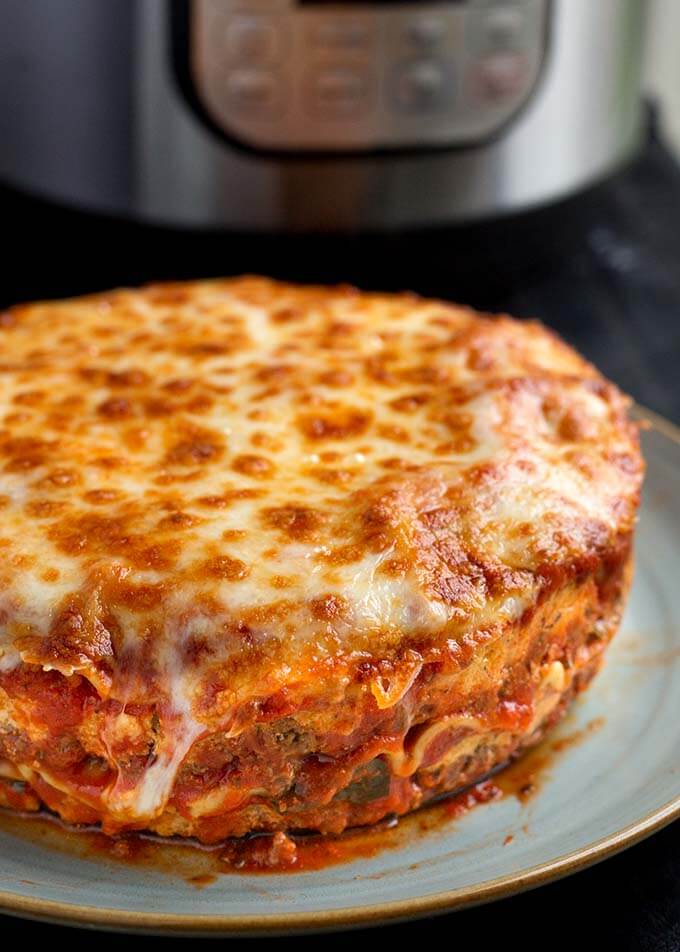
0, 717, 604, 881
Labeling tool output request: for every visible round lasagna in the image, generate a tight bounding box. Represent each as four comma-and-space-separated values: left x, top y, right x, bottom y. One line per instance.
0, 278, 643, 843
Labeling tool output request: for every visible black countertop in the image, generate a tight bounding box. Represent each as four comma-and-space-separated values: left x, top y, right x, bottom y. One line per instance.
1, 119, 680, 949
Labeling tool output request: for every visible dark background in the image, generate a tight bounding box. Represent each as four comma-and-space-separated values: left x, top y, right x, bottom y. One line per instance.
1, 116, 679, 949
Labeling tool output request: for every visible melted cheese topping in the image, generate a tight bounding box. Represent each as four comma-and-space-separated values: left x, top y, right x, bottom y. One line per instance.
0, 278, 643, 820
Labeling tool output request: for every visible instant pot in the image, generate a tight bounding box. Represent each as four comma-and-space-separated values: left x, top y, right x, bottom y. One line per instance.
0, 0, 646, 231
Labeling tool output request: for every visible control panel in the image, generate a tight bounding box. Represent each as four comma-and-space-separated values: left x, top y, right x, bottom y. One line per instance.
185, 0, 550, 152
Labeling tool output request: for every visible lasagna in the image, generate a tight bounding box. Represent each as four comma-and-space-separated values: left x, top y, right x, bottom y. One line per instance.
0, 278, 643, 843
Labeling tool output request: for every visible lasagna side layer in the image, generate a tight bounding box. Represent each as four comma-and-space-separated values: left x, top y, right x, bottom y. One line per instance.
0, 278, 643, 839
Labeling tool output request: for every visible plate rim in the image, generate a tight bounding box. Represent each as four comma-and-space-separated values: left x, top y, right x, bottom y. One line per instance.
0, 403, 678, 936
1, 794, 680, 935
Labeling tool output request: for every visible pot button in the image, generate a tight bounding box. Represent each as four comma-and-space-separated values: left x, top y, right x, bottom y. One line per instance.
227, 16, 279, 62
405, 16, 448, 50
309, 68, 371, 117
393, 60, 452, 113
472, 7, 527, 52
226, 70, 281, 115
470, 52, 529, 101
486, 8, 526, 47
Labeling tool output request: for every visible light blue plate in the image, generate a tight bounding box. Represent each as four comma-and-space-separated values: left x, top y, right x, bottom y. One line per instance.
1, 411, 679, 935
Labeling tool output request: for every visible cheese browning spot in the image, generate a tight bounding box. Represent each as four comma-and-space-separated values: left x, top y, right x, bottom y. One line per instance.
202, 557, 250, 581
262, 505, 328, 541
165, 435, 224, 467
298, 408, 372, 441
309, 594, 349, 621
97, 397, 134, 419
157, 511, 202, 530
231, 455, 275, 478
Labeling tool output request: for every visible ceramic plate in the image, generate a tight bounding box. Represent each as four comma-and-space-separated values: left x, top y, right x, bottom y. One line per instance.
1, 408, 679, 936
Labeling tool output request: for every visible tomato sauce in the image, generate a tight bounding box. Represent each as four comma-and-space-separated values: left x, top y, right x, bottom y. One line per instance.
0, 716, 604, 882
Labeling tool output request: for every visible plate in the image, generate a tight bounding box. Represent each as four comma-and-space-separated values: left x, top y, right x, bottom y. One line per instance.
1, 408, 679, 936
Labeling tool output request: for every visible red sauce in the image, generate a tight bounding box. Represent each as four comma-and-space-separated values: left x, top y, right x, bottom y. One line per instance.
495, 716, 605, 803
438, 779, 503, 818
219, 825, 392, 874
0, 808, 407, 882
186, 874, 217, 888
0, 716, 605, 882
495, 746, 551, 803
